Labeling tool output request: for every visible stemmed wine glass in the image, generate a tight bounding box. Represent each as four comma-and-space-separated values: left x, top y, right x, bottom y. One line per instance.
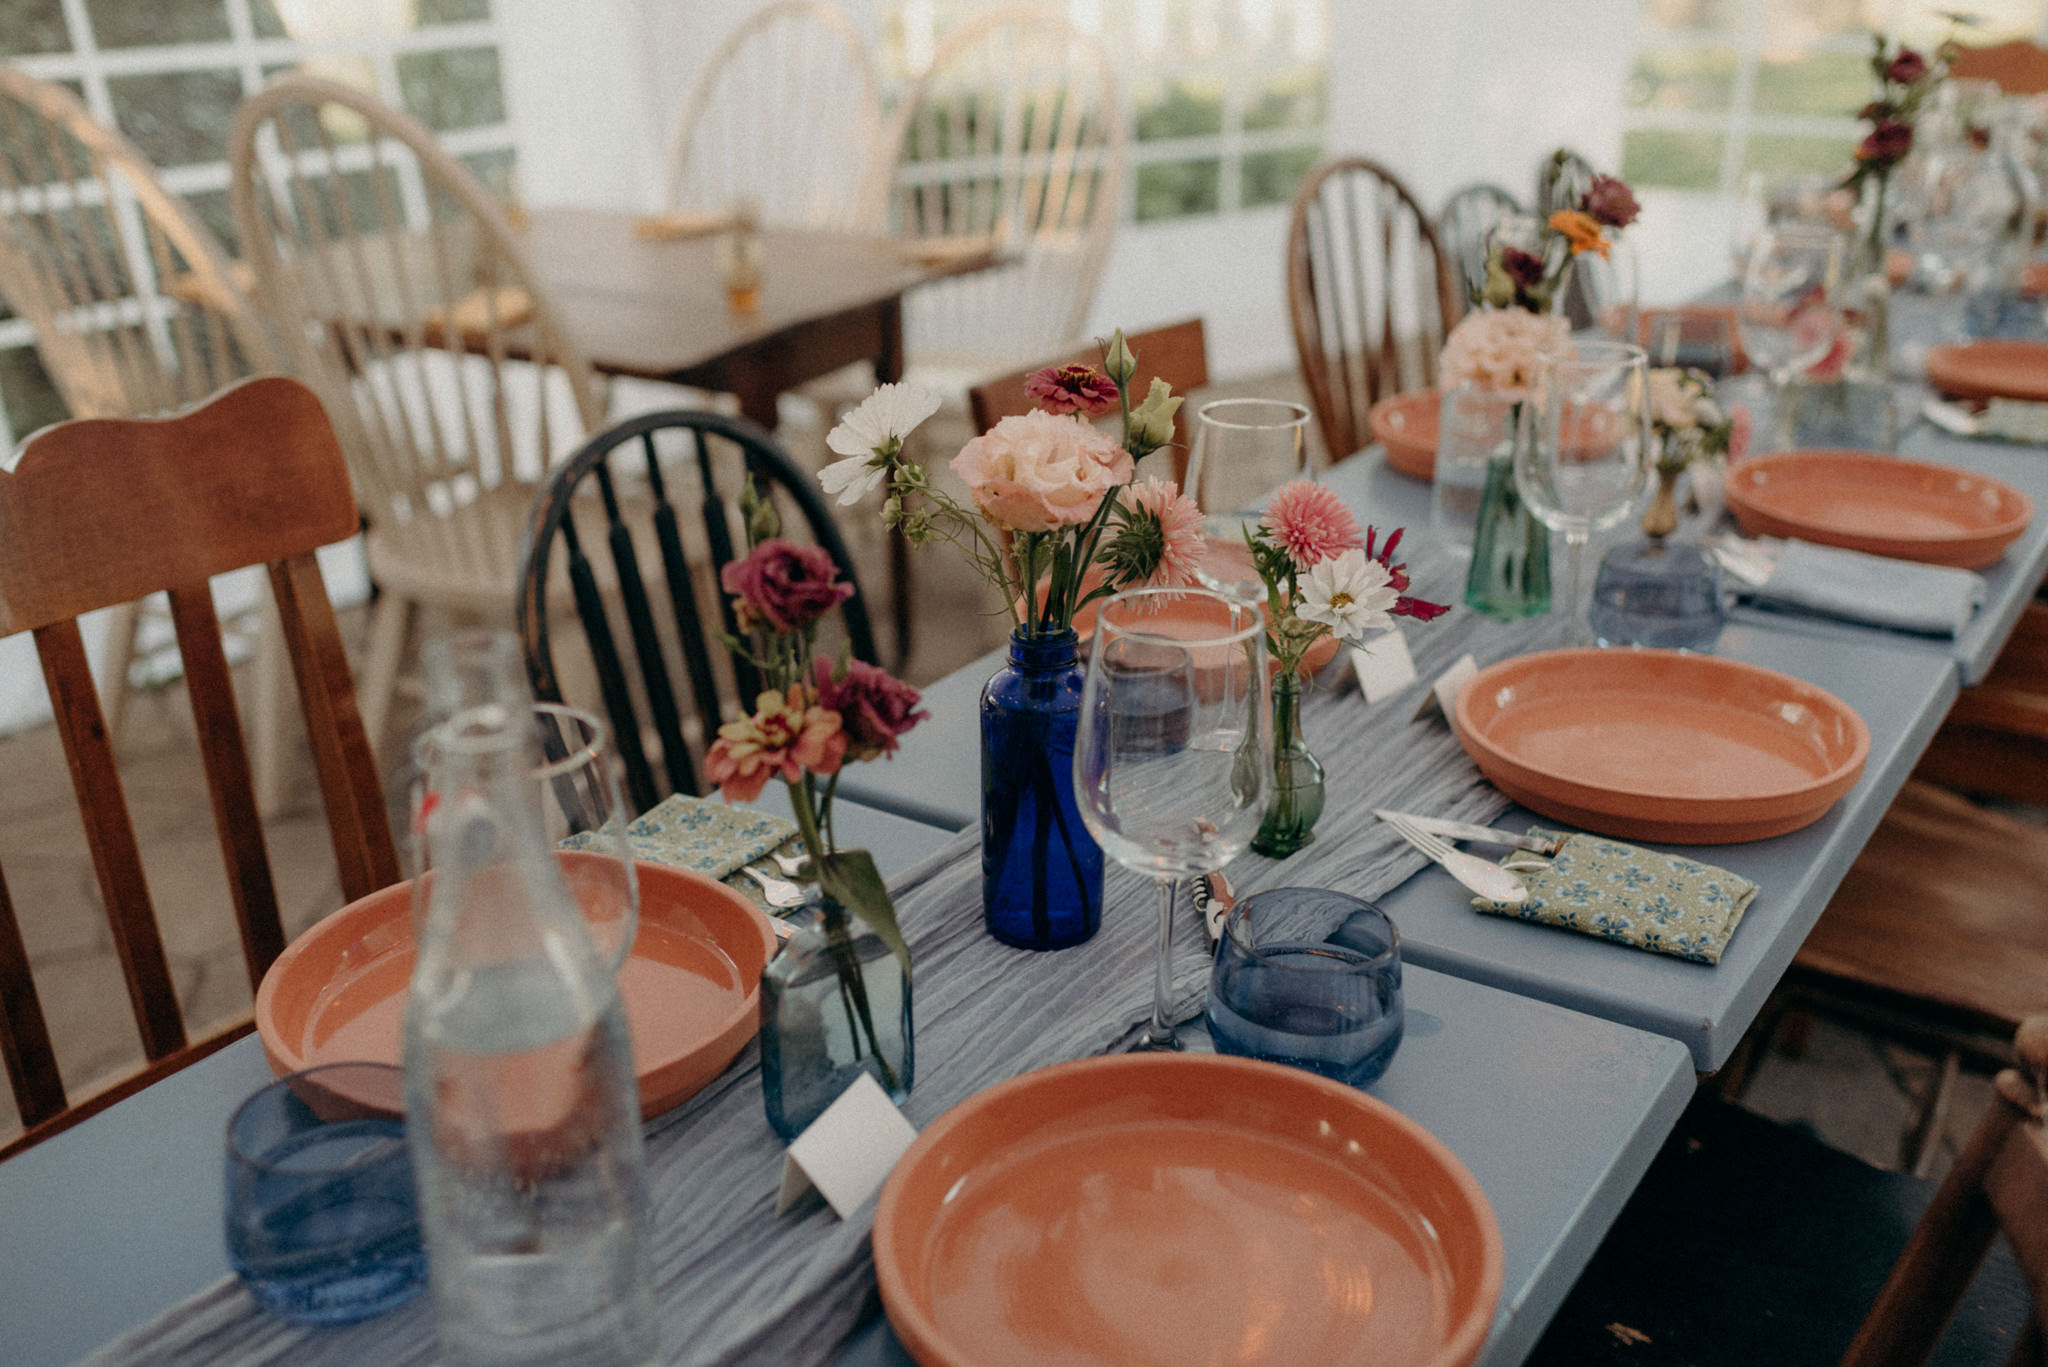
1739, 223, 1846, 434
1185, 399, 1311, 603
1075, 588, 1269, 1051
1512, 340, 1652, 646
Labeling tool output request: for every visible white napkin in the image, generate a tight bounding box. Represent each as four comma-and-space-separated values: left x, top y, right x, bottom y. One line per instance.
1746, 538, 1985, 637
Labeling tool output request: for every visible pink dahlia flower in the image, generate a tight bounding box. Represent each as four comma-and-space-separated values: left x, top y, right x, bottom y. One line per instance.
1261, 479, 1363, 572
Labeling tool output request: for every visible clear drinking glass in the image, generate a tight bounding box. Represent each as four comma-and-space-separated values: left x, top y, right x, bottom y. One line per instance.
1513, 340, 1652, 645
1074, 588, 1268, 1051
1184, 399, 1311, 602
225, 1062, 423, 1325
1739, 224, 1847, 390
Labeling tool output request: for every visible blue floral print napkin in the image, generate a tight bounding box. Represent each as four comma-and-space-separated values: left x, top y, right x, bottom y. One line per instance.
561, 793, 798, 881
1469, 829, 1759, 965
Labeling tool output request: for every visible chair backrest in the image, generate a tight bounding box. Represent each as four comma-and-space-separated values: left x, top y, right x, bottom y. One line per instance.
966, 317, 1207, 482
1536, 147, 1596, 217
0, 67, 281, 423
0, 375, 398, 1158
872, 3, 1125, 368
1840, 1016, 2048, 1367
228, 75, 604, 583
518, 410, 880, 813
1438, 181, 1523, 303
1950, 40, 2048, 95
1286, 157, 1461, 464
662, 1, 881, 231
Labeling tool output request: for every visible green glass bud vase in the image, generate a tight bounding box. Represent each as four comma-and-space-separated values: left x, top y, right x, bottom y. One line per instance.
1464, 444, 1551, 622
1251, 672, 1323, 858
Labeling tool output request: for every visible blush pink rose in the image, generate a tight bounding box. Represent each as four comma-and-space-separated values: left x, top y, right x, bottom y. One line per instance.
949, 409, 1133, 533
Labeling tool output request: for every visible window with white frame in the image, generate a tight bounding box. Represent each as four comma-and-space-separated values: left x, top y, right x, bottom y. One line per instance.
0, 0, 517, 446
882, 0, 1328, 223
1622, 0, 2046, 197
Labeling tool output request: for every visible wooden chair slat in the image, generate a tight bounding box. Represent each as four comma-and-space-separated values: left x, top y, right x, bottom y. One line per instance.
0, 865, 64, 1128
604, 519, 696, 803
652, 501, 724, 765
565, 527, 661, 815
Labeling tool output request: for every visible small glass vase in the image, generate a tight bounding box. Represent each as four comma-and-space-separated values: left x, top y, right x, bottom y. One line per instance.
759, 891, 912, 1142
980, 628, 1104, 949
1250, 672, 1324, 858
1463, 441, 1552, 622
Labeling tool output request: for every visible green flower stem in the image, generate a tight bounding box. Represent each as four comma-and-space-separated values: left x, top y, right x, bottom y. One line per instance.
781, 777, 899, 1093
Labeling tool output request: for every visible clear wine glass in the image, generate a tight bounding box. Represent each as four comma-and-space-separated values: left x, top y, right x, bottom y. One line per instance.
1075, 588, 1269, 1051
1184, 399, 1311, 603
1738, 223, 1846, 389
1513, 340, 1652, 646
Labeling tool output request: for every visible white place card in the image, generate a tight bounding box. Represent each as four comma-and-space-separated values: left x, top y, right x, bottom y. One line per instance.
775, 1073, 919, 1220
1413, 653, 1480, 729
1348, 628, 1418, 703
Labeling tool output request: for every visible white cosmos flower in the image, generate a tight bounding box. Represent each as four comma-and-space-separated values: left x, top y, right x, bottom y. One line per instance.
1297, 548, 1398, 641
819, 455, 888, 506
820, 382, 941, 506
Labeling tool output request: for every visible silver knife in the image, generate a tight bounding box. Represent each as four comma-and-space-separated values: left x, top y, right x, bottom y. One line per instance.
1372, 810, 1562, 856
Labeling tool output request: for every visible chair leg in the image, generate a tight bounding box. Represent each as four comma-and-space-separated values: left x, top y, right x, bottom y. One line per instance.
357, 591, 413, 761
1716, 997, 1790, 1101
251, 589, 293, 816
1903, 1048, 1962, 1178
99, 598, 143, 747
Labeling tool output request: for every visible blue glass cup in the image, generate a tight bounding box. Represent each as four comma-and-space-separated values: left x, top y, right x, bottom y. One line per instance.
225, 1062, 425, 1325
1205, 888, 1404, 1088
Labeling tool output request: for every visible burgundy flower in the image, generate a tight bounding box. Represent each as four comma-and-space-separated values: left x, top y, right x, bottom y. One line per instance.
1025, 363, 1120, 417
1855, 120, 1914, 167
1885, 50, 1928, 85
1502, 246, 1546, 289
812, 657, 928, 761
720, 538, 854, 635
1362, 525, 1451, 621
1581, 174, 1641, 230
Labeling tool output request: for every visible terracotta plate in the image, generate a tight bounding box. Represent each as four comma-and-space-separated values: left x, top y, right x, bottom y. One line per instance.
1370, 388, 1440, 481
255, 854, 776, 1120
1072, 582, 1341, 676
1453, 648, 1869, 844
874, 1053, 1503, 1367
1726, 449, 2032, 570
1924, 340, 2048, 404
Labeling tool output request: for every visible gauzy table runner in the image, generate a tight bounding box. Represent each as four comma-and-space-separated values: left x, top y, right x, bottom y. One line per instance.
82, 542, 1566, 1367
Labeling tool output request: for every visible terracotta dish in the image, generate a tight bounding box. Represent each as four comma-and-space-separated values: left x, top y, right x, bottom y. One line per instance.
1071, 580, 1342, 676
255, 854, 776, 1120
2021, 261, 2048, 297
1726, 449, 2032, 570
1453, 648, 1869, 844
874, 1053, 1502, 1367
1924, 341, 2048, 404
1370, 388, 1440, 481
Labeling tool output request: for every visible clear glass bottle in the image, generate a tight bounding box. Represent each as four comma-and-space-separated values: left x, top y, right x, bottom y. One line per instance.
1249, 672, 1323, 858
405, 632, 657, 1367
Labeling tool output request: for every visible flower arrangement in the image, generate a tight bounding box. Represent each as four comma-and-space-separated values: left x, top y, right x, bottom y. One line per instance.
1439, 308, 1573, 399
819, 329, 1202, 637
1473, 155, 1641, 315
1841, 27, 1961, 273
1646, 368, 1745, 477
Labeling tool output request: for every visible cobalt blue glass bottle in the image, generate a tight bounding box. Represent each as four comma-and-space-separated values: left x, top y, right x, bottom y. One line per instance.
979, 628, 1103, 949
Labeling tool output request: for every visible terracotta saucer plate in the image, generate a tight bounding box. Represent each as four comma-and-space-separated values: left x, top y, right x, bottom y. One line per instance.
874, 1053, 1503, 1367
1070, 581, 1341, 676
1453, 648, 1869, 845
256, 854, 777, 1119
1726, 449, 2032, 570
1924, 340, 2048, 404
1369, 388, 1440, 481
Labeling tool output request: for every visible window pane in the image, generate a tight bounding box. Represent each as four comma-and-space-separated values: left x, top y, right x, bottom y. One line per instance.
416, 0, 490, 23
1244, 69, 1324, 133
86, 0, 228, 48
1643, 0, 1742, 29
0, 0, 70, 56
1741, 133, 1856, 181
248, 0, 287, 39
1135, 158, 1220, 220
457, 147, 517, 204
1134, 80, 1223, 141
395, 46, 506, 132
182, 188, 240, 256
1622, 127, 1725, 190
0, 345, 70, 438
1625, 48, 1738, 112
1242, 144, 1319, 208
1754, 49, 1870, 118
108, 69, 245, 168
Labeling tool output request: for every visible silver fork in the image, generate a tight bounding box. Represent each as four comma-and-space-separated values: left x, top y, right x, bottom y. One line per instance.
735, 863, 807, 910
1382, 813, 1530, 905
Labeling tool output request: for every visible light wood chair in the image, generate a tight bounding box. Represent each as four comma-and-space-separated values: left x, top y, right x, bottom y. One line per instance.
1527, 1016, 2048, 1366
965, 316, 1208, 483
661, 1, 881, 231
1951, 39, 2048, 95
0, 68, 306, 810
868, 3, 1125, 380
518, 410, 879, 811
1286, 157, 1462, 464
228, 74, 605, 760
1437, 181, 1522, 302
0, 375, 399, 1159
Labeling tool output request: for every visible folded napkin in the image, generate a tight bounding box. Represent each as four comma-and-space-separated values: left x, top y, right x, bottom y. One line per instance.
1982, 399, 2048, 445
1745, 538, 1985, 637
1470, 830, 1759, 965
561, 792, 798, 881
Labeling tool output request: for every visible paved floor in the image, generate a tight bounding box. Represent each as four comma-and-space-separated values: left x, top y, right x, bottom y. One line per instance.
0, 371, 2007, 1189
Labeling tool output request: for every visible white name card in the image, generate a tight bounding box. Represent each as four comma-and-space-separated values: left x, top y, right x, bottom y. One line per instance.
1348, 628, 1419, 703
1414, 653, 1480, 730
775, 1073, 919, 1220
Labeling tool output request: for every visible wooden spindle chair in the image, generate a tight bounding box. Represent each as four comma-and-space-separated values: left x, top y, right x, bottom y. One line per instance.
517, 410, 878, 813
0, 376, 399, 1159
1286, 157, 1462, 465
1437, 181, 1523, 302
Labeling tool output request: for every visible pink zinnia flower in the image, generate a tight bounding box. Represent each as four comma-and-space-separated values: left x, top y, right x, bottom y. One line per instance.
812, 657, 928, 761
704, 684, 847, 802
1117, 476, 1205, 589
720, 538, 854, 635
1025, 363, 1120, 417
1261, 479, 1363, 572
